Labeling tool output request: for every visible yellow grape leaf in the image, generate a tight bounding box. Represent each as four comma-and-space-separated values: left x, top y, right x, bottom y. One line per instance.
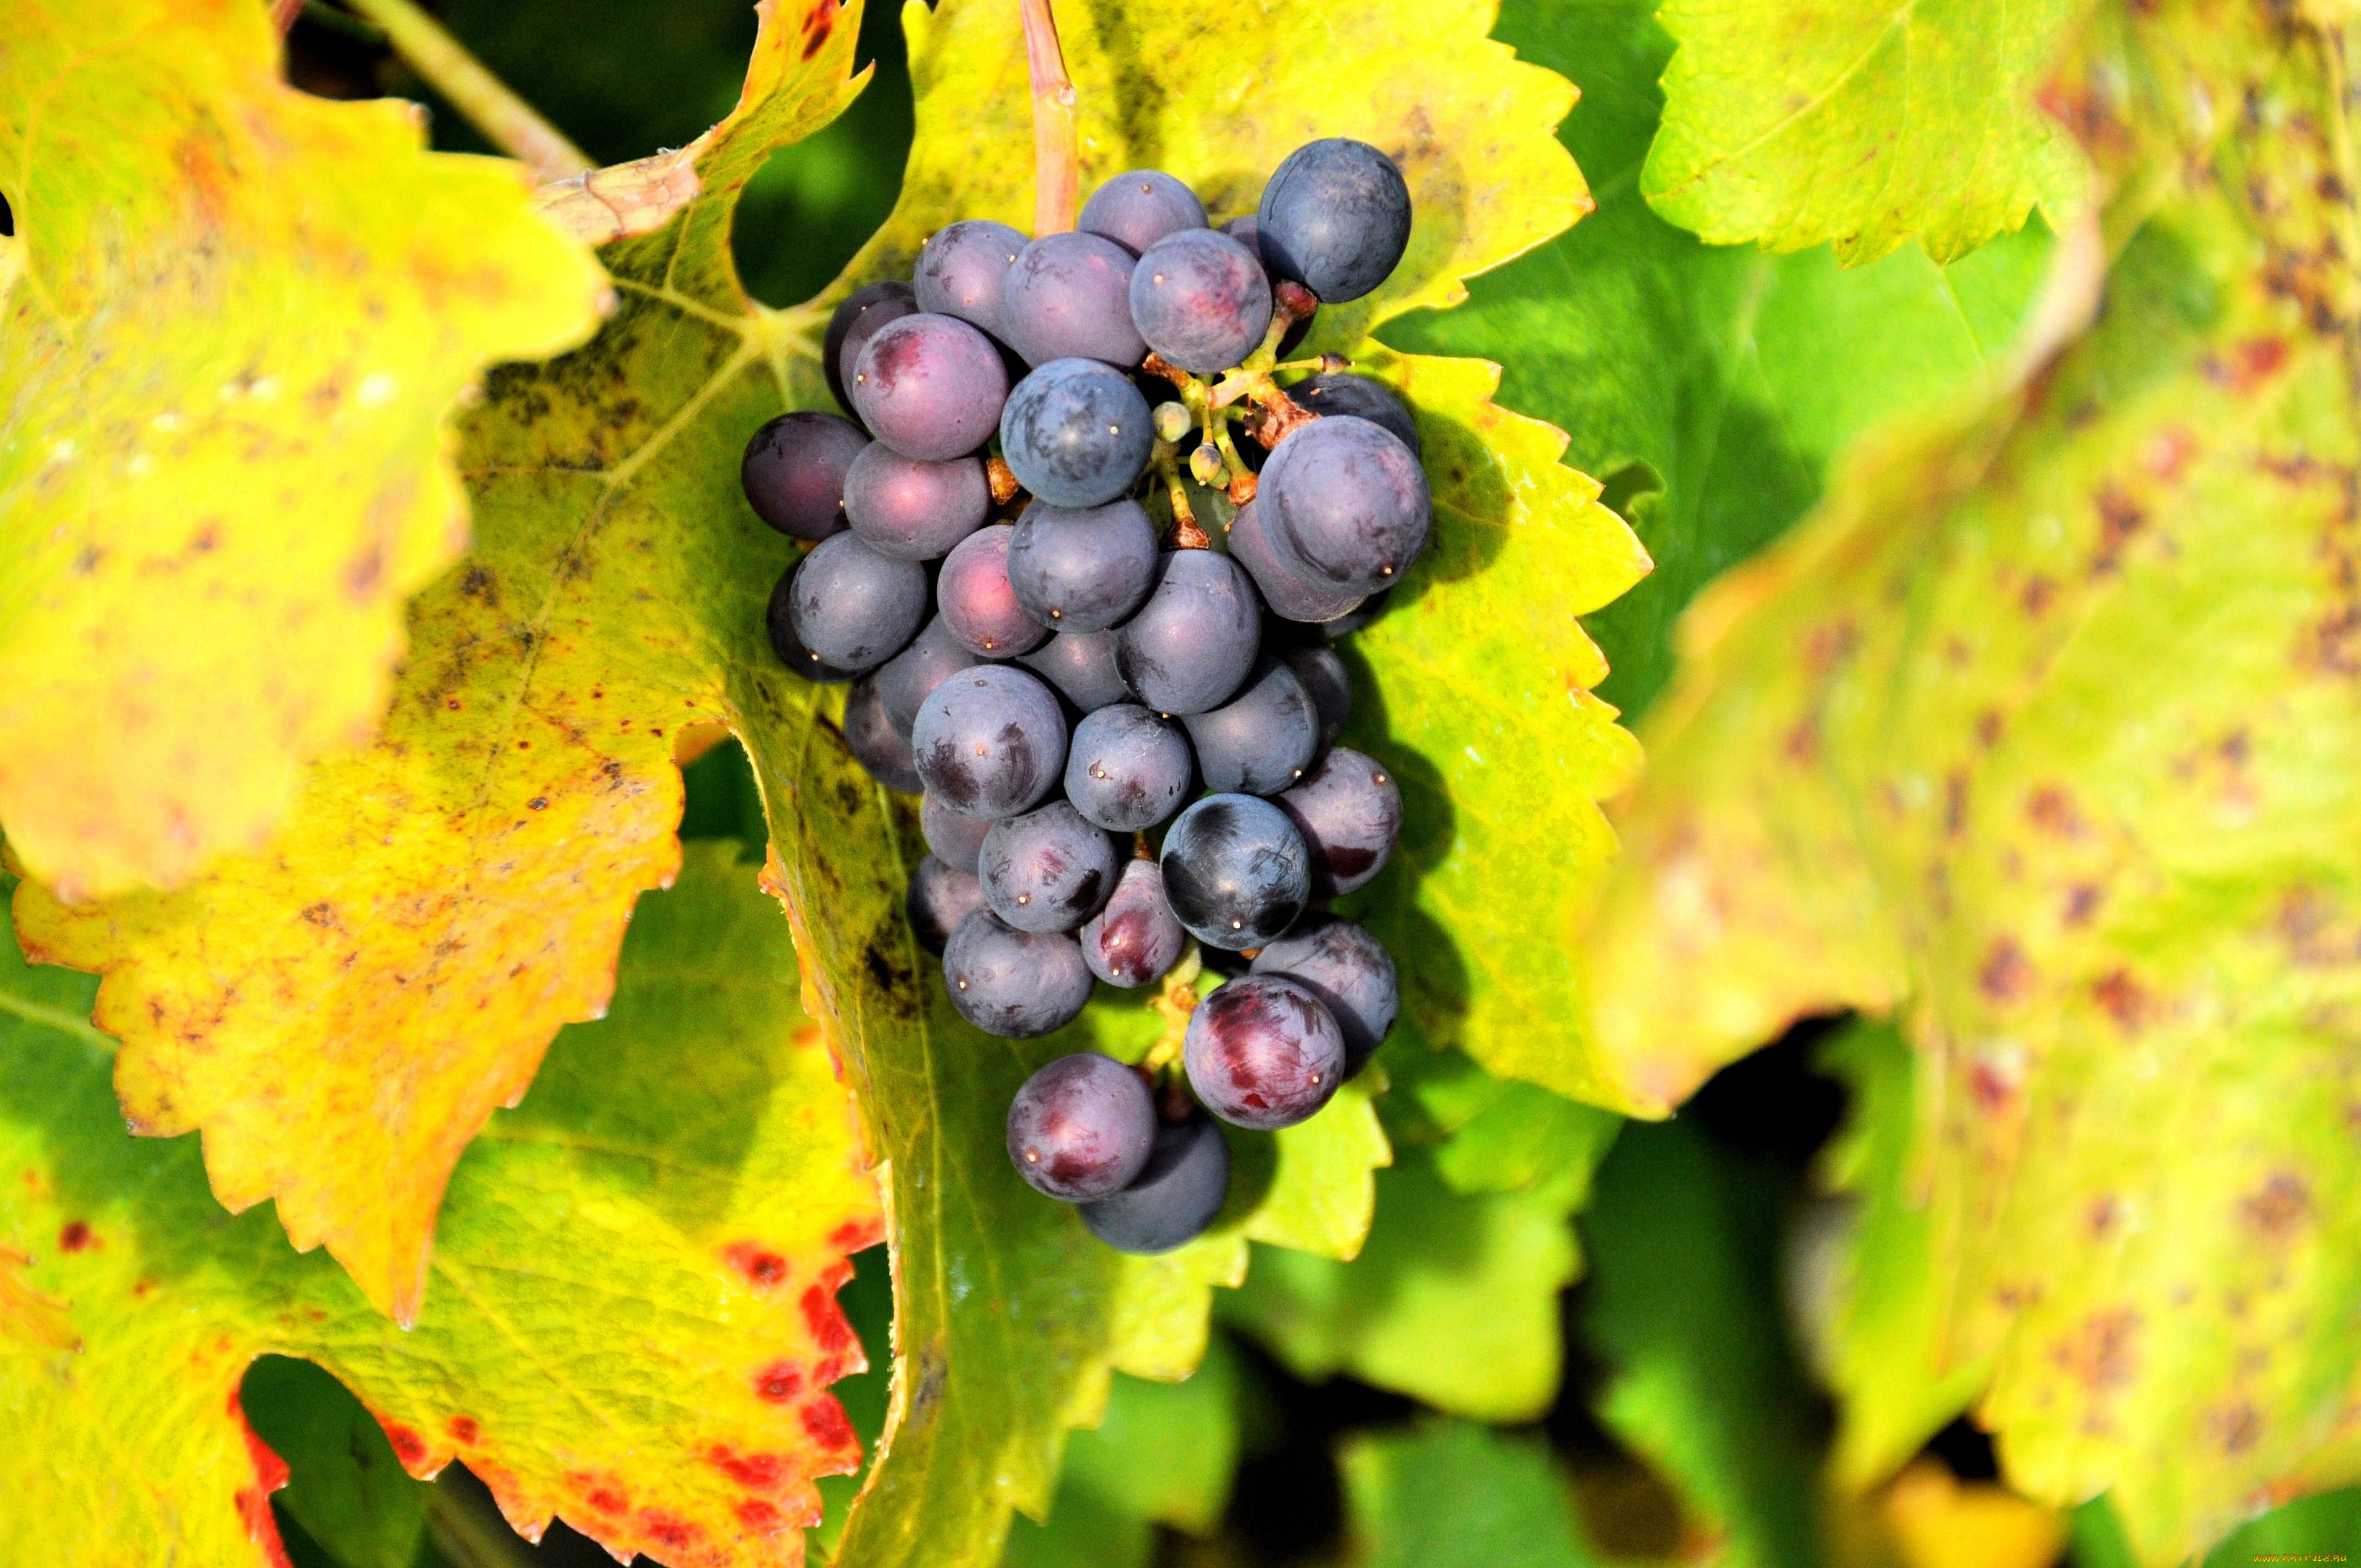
0, 0, 605, 900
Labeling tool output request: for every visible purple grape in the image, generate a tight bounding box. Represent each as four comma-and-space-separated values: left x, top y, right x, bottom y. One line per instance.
939, 523, 1051, 656
1160, 793, 1309, 950
911, 665, 1068, 819
1079, 170, 1207, 255
1007, 1053, 1158, 1201
844, 444, 990, 561
844, 674, 922, 793
979, 801, 1121, 933
1321, 589, 1389, 638
1007, 498, 1159, 633
1000, 232, 1147, 368
942, 911, 1093, 1037
741, 411, 867, 539
921, 792, 993, 874
1181, 656, 1320, 795
913, 218, 1026, 333
768, 566, 857, 682
1183, 974, 1346, 1130
1221, 215, 1315, 355
1080, 859, 1188, 987
1064, 704, 1193, 831
908, 856, 988, 956
999, 358, 1155, 508
1277, 746, 1402, 896
1114, 549, 1261, 715
1280, 644, 1351, 748
825, 280, 918, 414
875, 616, 980, 739
1079, 1111, 1230, 1253
1020, 630, 1132, 712
849, 312, 1010, 461
1254, 138, 1411, 304
784, 533, 928, 676
1226, 500, 1366, 625
1250, 915, 1397, 1073
1259, 416, 1431, 597
1129, 229, 1272, 375
1285, 373, 1421, 457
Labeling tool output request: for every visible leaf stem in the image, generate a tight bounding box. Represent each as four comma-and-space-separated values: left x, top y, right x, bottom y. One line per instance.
343, 0, 593, 184
1020, 0, 1079, 235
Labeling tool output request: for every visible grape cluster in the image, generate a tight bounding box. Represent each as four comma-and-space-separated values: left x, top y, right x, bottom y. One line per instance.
743, 140, 1425, 1255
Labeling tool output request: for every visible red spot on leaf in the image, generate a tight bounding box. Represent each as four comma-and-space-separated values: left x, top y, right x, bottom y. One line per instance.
2026, 786, 2085, 837
57, 1221, 93, 1252
724, 1241, 788, 1288
2142, 427, 2198, 482
801, 1283, 856, 1355
800, 1395, 857, 1452
379, 1419, 427, 1467
2063, 883, 2102, 926
229, 1391, 294, 1568
447, 1416, 479, 1445
586, 1486, 630, 1516
2019, 574, 2057, 617
709, 1445, 790, 1491
753, 1361, 805, 1403
829, 1216, 884, 1252
2204, 337, 2290, 393
638, 1510, 701, 1550
737, 1499, 788, 1534
2092, 969, 2148, 1030
2211, 1401, 2264, 1454
801, 1, 838, 59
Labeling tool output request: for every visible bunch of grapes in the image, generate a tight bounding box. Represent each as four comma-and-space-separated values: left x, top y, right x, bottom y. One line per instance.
742, 139, 1425, 1256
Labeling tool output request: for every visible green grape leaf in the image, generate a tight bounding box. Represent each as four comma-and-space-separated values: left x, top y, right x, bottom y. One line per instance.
242, 1355, 432, 1568
1379, 1042, 1621, 1207
1580, 1, 2361, 1558
0, 0, 605, 900
1341, 1419, 1608, 1568
0, 842, 885, 1568
1638, 0, 2090, 263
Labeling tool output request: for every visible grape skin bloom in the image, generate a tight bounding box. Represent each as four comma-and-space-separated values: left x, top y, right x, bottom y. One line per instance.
850, 312, 1010, 461
1130, 229, 1273, 374
1259, 414, 1432, 598
978, 801, 1122, 933
913, 218, 1025, 333
784, 533, 928, 676
844, 444, 990, 561
1064, 704, 1194, 831
1182, 655, 1321, 795
911, 665, 1069, 820
1253, 137, 1412, 304
1007, 498, 1160, 632
1000, 231, 1147, 368
1006, 1053, 1158, 1202
1079, 169, 1207, 255
740, 411, 867, 539
1000, 358, 1155, 508
1183, 973, 1346, 1130
1080, 859, 1187, 988
1160, 793, 1310, 950
1114, 550, 1262, 715
1079, 1113, 1231, 1254
942, 911, 1093, 1038
939, 523, 1051, 657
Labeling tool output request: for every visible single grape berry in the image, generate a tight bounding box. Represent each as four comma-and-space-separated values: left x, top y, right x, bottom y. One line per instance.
921, 792, 994, 874
1007, 498, 1159, 632
741, 411, 868, 539
1183, 974, 1346, 1130
1254, 138, 1412, 304
1285, 373, 1421, 457
768, 567, 857, 681
875, 616, 979, 740
1079, 169, 1208, 255
784, 533, 928, 676
1000, 231, 1147, 368
844, 674, 922, 793
1250, 914, 1397, 1073
1277, 746, 1402, 896
1020, 630, 1132, 713
1000, 358, 1155, 508
849, 312, 1010, 461
1079, 1112, 1231, 1254
1160, 793, 1310, 950
1129, 229, 1273, 375
911, 665, 1068, 819
1280, 643, 1351, 748
939, 523, 1051, 657
979, 801, 1121, 933
908, 856, 988, 956
825, 279, 918, 414
1080, 859, 1187, 987
1064, 704, 1194, 831
942, 911, 1093, 1037
1006, 1053, 1158, 1202
1226, 500, 1365, 625
1259, 415, 1432, 597
844, 444, 989, 561
1114, 550, 1262, 715
913, 218, 1026, 333
1182, 655, 1321, 795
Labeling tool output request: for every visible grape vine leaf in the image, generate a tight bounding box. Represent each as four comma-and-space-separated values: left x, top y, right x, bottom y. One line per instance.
1, 841, 885, 1568
1637, 0, 2090, 264
0, 0, 605, 901
1340, 1419, 1608, 1568
241, 1355, 432, 1568
1580, 0, 2361, 1557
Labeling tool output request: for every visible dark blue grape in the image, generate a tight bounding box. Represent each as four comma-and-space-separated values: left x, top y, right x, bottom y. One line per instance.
844, 674, 922, 793
913, 218, 1026, 332
1064, 704, 1193, 831
1007, 498, 1158, 632
942, 911, 1092, 1037
939, 523, 1050, 656
908, 856, 987, 956
1183, 974, 1345, 1130
1020, 630, 1132, 712
844, 444, 989, 561
784, 533, 928, 676
1081, 859, 1187, 988
1280, 644, 1351, 748
1225, 500, 1365, 625
911, 665, 1068, 819
768, 566, 857, 682
1182, 656, 1319, 795
1130, 230, 1273, 375
875, 616, 979, 739
1159, 793, 1309, 950
1259, 415, 1431, 597
1000, 232, 1147, 368
1007, 1053, 1158, 1201
849, 312, 1010, 461
979, 801, 1120, 933
921, 792, 992, 874
1285, 373, 1420, 457
1254, 138, 1411, 304
1079, 1111, 1230, 1254
1321, 589, 1389, 638
825, 280, 918, 415
1250, 915, 1397, 1073
741, 411, 867, 539
1000, 358, 1155, 508
1080, 170, 1207, 255
1277, 746, 1401, 896
1114, 549, 1261, 714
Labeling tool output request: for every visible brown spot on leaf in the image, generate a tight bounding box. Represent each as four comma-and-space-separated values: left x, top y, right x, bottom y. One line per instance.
2242, 1172, 2311, 1240
2210, 1401, 2264, 1455
2092, 969, 2148, 1030
2203, 337, 2290, 393
2054, 1309, 2141, 1393
2091, 483, 2146, 575
2063, 883, 2102, 926
2087, 1195, 2119, 1238
2141, 428, 2199, 482
722, 1242, 787, 1287
2021, 574, 2058, 616
1980, 938, 2032, 1004
57, 1221, 93, 1252
2026, 786, 2085, 837
753, 1361, 804, 1404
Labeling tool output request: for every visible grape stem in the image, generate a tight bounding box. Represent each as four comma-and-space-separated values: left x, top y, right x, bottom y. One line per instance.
1154, 452, 1211, 549
1020, 0, 1081, 235
344, 0, 593, 182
